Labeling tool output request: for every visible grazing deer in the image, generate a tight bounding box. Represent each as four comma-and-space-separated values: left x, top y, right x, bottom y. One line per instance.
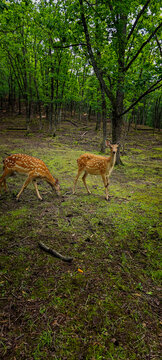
73, 140, 119, 201
0, 154, 60, 200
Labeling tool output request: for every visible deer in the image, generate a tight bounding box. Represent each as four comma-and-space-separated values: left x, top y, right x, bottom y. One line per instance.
73, 140, 119, 201
0, 154, 61, 201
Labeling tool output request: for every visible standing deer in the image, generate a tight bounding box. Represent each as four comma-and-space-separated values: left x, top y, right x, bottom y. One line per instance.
0, 154, 60, 200
73, 140, 119, 201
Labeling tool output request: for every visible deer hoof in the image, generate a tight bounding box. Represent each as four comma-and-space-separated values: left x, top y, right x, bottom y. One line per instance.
105, 197, 110, 201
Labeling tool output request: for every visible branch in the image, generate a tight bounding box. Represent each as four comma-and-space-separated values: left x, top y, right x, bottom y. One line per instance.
125, 23, 162, 72
125, 34, 135, 64
84, 0, 110, 22
38, 241, 73, 263
127, 0, 151, 41
79, 0, 115, 107
64, 119, 78, 127
51, 43, 87, 49
121, 79, 162, 116
6, 51, 24, 95
155, 35, 162, 56
84, 0, 101, 16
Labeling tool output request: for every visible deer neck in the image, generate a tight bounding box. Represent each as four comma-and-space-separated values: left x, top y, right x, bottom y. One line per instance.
107, 151, 116, 175
46, 173, 55, 186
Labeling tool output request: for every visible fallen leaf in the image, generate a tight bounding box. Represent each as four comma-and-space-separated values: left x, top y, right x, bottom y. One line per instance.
78, 268, 84, 273
52, 320, 59, 326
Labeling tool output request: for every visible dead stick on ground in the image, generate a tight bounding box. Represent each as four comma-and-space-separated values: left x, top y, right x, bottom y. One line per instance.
7, 128, 27, 131
80, 131, 88, 137
64, 119, 78, 127
38, 241, 73, 263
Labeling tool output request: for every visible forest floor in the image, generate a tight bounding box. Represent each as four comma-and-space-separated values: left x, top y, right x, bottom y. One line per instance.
0, 113, 161, 360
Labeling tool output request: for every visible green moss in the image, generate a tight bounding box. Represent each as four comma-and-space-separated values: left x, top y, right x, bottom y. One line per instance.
0, 124, 161, 360
0, 207, 28, 233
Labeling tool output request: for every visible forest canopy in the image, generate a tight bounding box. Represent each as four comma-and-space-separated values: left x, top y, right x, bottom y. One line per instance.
0, 0, 161, 156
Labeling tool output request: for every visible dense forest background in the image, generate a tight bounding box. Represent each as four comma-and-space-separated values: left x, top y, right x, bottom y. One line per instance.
0, 0, 161, 159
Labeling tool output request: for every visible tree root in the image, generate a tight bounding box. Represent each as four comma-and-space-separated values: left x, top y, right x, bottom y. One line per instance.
38, 241, 73, 263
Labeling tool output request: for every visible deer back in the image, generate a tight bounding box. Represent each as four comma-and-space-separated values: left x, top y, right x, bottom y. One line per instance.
77, 153, 112, 175
3, 154, 48, 175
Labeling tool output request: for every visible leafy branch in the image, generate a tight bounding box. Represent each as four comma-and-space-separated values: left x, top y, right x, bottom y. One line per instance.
127, 0, 151, 41
124, 22, 162, 71
121, 79, 162, 117
79, 0, 115, 106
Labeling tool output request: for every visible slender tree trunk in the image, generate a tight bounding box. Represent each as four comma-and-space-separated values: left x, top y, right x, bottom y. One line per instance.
101, 89, 107, 152
111, 66, 125, 164
154, 96, 161, 131
22, 28, 30, 131
54, 77, 59, 130
49, 44, 54, 132
95, 112, 101, 130
8, 74, 14, 113
111, 12, 127, 164
38, 102, 42, 130
33, 38, 42, 131
88, 105, 91, 121
18, 91, 21, 115
25, 98, 30, 131
44, 56, 50, 127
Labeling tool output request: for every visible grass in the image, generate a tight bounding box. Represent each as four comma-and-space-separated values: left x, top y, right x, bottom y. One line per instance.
0, 117, 161, 359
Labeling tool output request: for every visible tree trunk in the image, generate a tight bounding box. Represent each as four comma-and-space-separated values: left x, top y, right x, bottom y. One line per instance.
95, 112, 101, 130
18, 91, 21, 115
49, 45, 54, 132
25, 98, 30, 131
38, 102, 42, 131
111, 113, 123, 164
101, 89, 107, 152
154, 96, 161, 131
88, 105, 91, 121
111, 69, 125, 164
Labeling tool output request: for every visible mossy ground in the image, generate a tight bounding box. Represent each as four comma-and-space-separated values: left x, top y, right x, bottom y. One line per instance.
0, 115, 161, 360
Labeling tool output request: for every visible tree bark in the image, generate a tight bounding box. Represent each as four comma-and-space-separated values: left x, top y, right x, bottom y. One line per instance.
101, 88, 107, 152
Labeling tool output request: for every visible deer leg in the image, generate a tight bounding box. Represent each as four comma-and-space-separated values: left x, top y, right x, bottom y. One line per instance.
0, 169, 13, 192
82, 171, 91, 194
0, 178, 7, 192
3, 179, 7, 191
73, 169, 84, 194
101, 174, 109, 201
16, 175, 32, 200
32, 179, 42, 200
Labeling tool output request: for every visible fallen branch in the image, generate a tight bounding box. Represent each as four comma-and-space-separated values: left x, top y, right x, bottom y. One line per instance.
132, 127, 154, 131
38, 241, 73, 262
64, 119, 78, 127
80, 131, 88, 137
7, 127, 27, 131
